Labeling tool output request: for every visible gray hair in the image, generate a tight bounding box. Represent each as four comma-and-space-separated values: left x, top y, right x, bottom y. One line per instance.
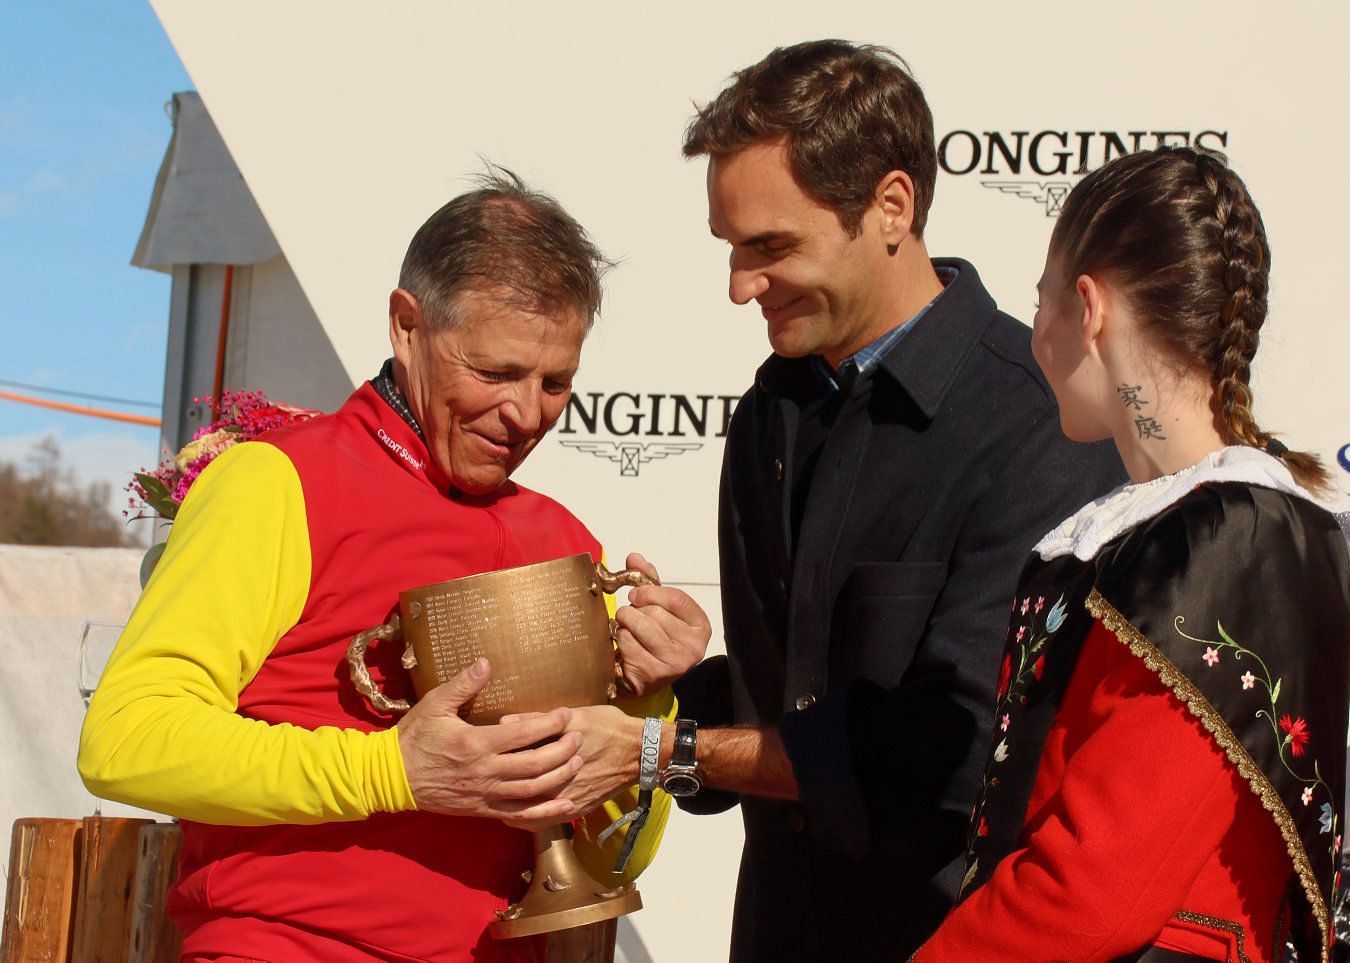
398, 166, 613, 330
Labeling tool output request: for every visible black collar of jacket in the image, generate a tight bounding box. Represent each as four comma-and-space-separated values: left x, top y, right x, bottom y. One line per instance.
752, 256, 997, 421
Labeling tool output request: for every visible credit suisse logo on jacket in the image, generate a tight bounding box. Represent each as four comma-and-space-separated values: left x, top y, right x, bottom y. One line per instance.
376, 426, 425, 473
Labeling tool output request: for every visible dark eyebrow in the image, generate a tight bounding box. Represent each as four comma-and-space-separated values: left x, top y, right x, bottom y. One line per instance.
708, 224, 792, 248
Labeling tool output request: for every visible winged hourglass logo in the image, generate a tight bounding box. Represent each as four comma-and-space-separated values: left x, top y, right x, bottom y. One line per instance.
553, 390, 740, 478
557, 440, 702, 477
981, 180, 1072, 217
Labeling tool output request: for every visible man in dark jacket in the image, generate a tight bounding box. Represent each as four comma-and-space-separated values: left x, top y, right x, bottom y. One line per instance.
563, 39, 1124, 960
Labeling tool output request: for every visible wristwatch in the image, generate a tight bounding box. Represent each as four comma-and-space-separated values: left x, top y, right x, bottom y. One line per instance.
659, 718, 702, 797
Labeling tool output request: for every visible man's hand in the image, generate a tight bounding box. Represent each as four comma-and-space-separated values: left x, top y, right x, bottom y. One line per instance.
557, 704, 645, 814
397, 657, 582, 827
613, 552, 711, 697
556, 708, 800, 811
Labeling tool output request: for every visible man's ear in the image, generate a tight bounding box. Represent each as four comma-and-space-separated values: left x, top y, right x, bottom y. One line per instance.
389, 288, 423, 364
876, 170, 917, 248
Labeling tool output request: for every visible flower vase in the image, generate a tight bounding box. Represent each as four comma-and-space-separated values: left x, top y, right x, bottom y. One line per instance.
139, 541, 167, 589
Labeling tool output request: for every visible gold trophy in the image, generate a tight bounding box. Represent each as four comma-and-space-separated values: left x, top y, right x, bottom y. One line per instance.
345, 553, 653, 938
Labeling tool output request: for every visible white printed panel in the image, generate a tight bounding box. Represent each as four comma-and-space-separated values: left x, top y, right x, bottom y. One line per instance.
149, 2, 1350, 957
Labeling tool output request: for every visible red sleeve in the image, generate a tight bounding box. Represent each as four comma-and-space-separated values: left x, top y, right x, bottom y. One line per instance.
916, 622, 1244, 962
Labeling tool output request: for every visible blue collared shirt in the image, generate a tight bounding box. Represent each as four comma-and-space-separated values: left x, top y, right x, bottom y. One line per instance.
813, 265, 958, 392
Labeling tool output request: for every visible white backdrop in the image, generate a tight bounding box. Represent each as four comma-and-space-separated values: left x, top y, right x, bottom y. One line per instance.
0, 546, 166, 876
147, 1, 1350, 958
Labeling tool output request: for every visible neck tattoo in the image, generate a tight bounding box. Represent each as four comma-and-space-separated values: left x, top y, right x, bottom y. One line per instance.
1118, 382, 1167, 442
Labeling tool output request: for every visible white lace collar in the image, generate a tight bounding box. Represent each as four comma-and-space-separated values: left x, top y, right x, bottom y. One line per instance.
1034, 446, 1350, 562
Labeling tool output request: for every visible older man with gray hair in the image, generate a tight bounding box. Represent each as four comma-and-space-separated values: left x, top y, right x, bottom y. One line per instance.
80, 169, 709, 961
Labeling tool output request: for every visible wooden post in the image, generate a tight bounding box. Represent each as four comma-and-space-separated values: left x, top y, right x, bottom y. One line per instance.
71, 816, 154, 962
128, 823, 182, 963
545, 919, 618, 963
1, 818, 81, 962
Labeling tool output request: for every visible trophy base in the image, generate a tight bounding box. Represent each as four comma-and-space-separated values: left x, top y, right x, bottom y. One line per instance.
490, 886, 642, 940
490, 825, 643, 940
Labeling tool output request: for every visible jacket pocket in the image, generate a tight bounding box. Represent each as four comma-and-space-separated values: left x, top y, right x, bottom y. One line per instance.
835, 562, 947, 686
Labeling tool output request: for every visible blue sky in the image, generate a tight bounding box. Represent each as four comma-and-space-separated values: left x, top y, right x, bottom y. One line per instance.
0, 2, 190, 508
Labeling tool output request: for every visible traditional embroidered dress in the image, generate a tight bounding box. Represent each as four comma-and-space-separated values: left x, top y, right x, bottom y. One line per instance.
916, 447, 1350, 963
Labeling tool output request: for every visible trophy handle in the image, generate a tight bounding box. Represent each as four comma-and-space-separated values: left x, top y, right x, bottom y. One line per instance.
593, 561, 660, 698
346, 615, 414, 714
591, 561, 660, 595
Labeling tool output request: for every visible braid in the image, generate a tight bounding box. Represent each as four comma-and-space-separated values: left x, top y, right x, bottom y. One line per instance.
1190, 149, 1332, 490
1054, 146, 1332, 492
1192, 149, 1268, 449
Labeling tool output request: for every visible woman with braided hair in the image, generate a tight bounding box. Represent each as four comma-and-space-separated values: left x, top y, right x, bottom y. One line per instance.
915, 147, 1349, 963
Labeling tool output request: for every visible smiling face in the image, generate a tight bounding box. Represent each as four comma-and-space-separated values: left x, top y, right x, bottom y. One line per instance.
706, 139, 895, 367
390, 285, 584, 494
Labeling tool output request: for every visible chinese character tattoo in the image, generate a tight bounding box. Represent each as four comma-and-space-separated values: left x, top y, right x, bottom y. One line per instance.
1134, 416, 1167, 441
1117, 384, 1146, 410
1119, 383, 1166, 441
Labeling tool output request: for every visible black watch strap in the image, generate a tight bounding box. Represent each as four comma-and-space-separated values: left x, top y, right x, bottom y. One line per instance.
671, 718, 698, 766
660, 718, 702, 797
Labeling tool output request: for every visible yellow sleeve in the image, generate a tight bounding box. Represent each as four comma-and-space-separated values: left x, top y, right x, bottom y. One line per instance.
570, 553, 678, 884
78, 441, 416, 825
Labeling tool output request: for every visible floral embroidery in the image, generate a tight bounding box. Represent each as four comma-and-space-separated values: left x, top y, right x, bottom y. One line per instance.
960, 859, 979, 895
1174, 617, 1341, 872
1279, 714, 1310, 757
1045, 596, 1068, 633
961, 591, 1071, 895
995, 594, 1067, 714
1091, 591, 1341, 960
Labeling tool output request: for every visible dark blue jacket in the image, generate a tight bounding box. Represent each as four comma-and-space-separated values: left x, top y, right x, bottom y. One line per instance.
675, 258, 1126, 962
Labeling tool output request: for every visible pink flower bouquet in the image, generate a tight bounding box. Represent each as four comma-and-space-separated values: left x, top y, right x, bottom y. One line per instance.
129, 390, 320, 521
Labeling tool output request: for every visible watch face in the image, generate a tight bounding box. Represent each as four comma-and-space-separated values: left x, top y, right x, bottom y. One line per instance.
661, 772, 702, 797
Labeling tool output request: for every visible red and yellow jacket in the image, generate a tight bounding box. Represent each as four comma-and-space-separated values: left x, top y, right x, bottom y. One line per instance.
80, 383, 671, 962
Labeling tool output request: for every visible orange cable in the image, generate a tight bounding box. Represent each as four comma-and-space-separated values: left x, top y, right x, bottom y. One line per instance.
212, 264, 235, 401
0, 389, 162, 427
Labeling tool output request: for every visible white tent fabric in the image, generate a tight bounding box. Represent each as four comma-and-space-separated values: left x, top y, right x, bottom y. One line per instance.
131, 91, 280, 273
0, 544, 165, 876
